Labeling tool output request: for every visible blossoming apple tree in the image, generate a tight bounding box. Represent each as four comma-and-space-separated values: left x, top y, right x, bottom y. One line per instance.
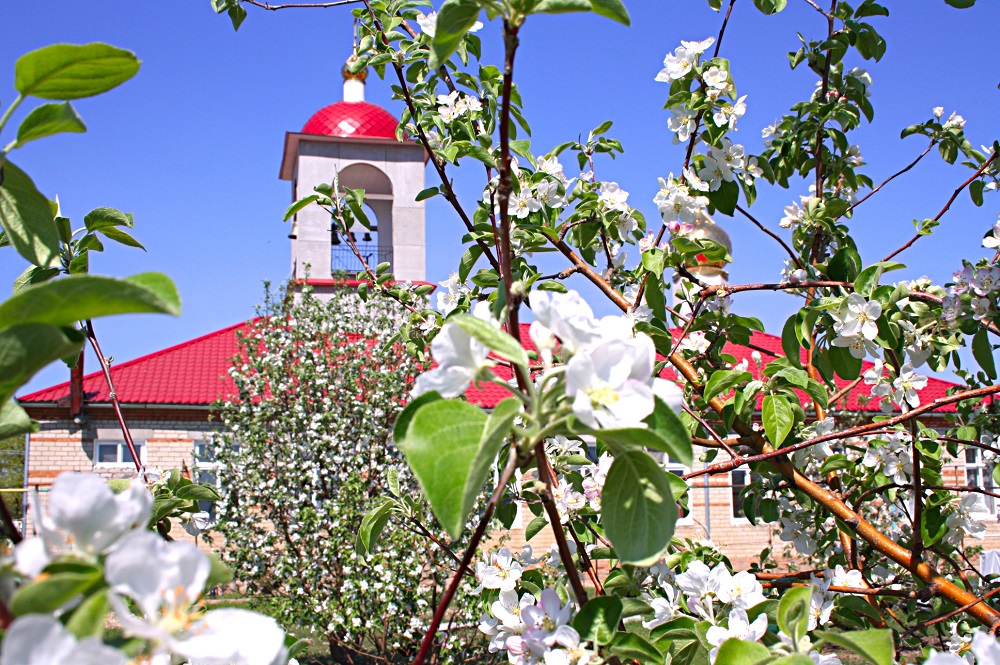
211, 282, 492, 663
221, 0, 1000, 662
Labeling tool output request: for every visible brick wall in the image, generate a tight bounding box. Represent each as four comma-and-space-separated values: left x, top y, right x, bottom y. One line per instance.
23, 413, 220, 551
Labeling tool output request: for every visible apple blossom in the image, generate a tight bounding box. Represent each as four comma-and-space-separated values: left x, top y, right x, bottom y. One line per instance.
412, 301, 495, 398
597, 182, 629, 213
706, 609, 768, 664
105, 531, 286, 665
565, 336, 658, 429
14, 473, 151, 577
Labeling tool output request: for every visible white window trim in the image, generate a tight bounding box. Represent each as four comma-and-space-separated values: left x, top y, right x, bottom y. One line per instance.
964, 449, 997, 519
730, 468, 752, 525
94, 440, 146, 467
661, 458, 694, 526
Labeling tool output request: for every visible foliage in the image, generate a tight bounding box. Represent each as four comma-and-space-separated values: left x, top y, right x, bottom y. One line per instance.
240, 0, 1000, 662
0, 40, 286, 665
0, 436, 24, 524
212, 282, 493, 663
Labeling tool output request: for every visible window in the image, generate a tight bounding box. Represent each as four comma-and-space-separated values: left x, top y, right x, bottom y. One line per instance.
965, 448, 996, 515
731, 469, 757, 520
659, 454, 692, 521
95, 441, 145, 466
194, 442, 221, 519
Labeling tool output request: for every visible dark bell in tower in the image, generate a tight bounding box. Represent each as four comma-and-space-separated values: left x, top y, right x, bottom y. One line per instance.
363, 231, 372, 242
331, 226, 341, 245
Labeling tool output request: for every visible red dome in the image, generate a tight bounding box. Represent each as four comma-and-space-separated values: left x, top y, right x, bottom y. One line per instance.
301, 101, 399, 139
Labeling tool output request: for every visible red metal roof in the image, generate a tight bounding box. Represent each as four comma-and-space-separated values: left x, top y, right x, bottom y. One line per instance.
301, 101, 399, 139
19, 321, 958, 413
20, 321, 249, 406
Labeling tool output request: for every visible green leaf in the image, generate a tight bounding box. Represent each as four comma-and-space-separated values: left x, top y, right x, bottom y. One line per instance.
597, 406, 693, 466
228, 3, 248, 30
10, 568, 102, 615
0, 161, 61, 268
828, 247, 862, 282
174, 484, 222, 502
590, 0, 631, 25
12, 265, 59, 293
752, 0, 787, 14
970, 179, 985, 207
65, 589, 109, 639
819, 454, 852, 474
777, 586, 812, 645
944, 0, 975, 7
451, 314, 528, 367
602, 450, 677, 565
99, 226, 145, 250
573, 596, 623, 645
13, 101, 86, 148
0, 323, 85, 403
83, 207, 132, 231
709, 179, 739, 216
0, 273, 181, 331
415, 187, 439, 202
149, 496, 186, 525
15, 43, 140, 100
205, 552, 234, 588
392, 391, 441, 445
0, 399, 38, 439
399, 398, 516, 538
762, 394, 794, 447
356, 498, 394, 557
829, 344, 862, 381
525, 515, 548, 541
816, 629, 894, 665
972, 328, 996, 380
704, 370, 752, 402
429, 0, 481, 69
854, 261, 905, 297
534, 0, 592, 14
283, 195, 319, 222
781, 314, 802, 368
713, 638, 771, 665
609, 632, 663, 662
644, 396, 694, 465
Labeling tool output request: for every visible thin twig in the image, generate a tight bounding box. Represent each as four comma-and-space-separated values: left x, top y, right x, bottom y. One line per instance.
241, 0, 361, 8
847, 140, 936, 213
85, 320, 142, 474
735, 204, 804, 270
535, 441, 588, 607
882, 153, 998, 262
412, 449, 519, 665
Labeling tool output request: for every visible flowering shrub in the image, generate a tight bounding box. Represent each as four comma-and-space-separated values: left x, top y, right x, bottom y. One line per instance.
212, 282, 492, 663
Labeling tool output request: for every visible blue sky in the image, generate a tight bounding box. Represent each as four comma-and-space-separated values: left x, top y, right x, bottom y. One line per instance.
3, 0, 998, 394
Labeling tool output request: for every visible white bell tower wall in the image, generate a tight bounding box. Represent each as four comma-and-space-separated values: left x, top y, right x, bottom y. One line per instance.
282, 134, 427, 285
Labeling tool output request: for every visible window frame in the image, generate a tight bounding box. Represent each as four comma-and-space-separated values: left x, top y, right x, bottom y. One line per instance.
193, 441, 223, 519
659, 453, 695, 526
94, 440, 145, 467
963, 447, 997, 518
730, 468, 753, 523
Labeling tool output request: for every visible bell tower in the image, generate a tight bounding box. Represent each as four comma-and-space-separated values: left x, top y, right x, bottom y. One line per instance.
280, 55, 427, 298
